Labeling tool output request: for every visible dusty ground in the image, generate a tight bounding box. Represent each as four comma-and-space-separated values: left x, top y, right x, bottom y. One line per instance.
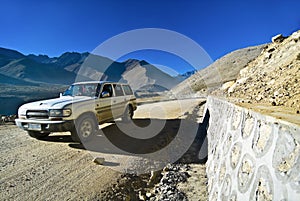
0, 124, 120, 200
0, 98, 206, 200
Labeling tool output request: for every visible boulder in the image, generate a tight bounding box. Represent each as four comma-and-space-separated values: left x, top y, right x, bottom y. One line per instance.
221, 81, 235, 91
93, 157, 105, 165
271, 34, 286, 43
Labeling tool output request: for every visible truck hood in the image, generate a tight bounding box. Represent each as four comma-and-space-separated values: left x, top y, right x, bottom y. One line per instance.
19, 96, 94, 111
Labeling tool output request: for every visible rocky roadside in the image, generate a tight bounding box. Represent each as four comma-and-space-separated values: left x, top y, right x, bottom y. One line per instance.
98, 102, 208, 201
98, 163, 207, 201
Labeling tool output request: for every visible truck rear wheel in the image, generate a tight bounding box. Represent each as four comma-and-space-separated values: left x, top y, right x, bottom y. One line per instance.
28, 131, 50, 139
122, 105, 133, 122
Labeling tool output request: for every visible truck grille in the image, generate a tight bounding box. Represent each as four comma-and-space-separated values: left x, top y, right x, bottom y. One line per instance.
26, 110, 49, 119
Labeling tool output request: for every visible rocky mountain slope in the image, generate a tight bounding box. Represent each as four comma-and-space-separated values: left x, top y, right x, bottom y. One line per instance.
172, 30, 300, 113
171, 44, 266, 97
225, 30, 300, 111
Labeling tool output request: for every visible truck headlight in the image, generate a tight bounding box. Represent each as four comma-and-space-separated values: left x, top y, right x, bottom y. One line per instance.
49, 109, 72, 117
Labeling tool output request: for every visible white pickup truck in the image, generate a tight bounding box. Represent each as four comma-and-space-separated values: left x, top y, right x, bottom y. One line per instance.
15, 81, 137, 143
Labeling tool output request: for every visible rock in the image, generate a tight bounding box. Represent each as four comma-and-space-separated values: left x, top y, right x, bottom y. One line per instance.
9, 183, 16, 188
147, 164, 189, 201
93, 157, 105, 165
267, 48, 276, 53
148, 170, 161, 186
138, 191, 146, 200
272, 34, 286, 43
255, 95, 264, 101
222, 81, 235, 90
146, 192, 154, 198
228, 83, 237, 94
291, 31, 300, 41
236, 77, 248, 85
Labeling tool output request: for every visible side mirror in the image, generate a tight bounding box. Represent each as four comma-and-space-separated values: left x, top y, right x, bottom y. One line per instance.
101, 91, 110, 98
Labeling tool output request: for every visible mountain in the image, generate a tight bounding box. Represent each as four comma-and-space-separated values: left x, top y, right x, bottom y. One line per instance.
120, 59, 181, 91
0, 47, 183, 114
0, 47, 181, 89
171, 30, 300, 113
0, 47, 25, 66
227, 31, 300, 111
27, 52, 89, 66
0, 48, 79, 85
175, 70, 197, 81
0, 73, 38, 86
0, 57, 77, 84
171, 44, 267, 97
0, 47, 25, 59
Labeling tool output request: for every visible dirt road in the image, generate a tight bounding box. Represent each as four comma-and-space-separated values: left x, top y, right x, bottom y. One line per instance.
0, 98, 205, 200
0, 124, 120, 200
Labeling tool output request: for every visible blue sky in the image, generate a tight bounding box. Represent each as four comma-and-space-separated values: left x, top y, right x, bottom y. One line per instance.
1, 0, 300, 74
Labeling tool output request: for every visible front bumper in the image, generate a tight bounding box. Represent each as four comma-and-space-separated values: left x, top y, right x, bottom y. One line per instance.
15, 119, 74, 132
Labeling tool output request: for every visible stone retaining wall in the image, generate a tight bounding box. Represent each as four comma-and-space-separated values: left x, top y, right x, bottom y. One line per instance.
205, 96, 300, 201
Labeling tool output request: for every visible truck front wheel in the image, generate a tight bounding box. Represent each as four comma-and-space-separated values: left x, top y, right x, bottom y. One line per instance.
71, 114, 98, 143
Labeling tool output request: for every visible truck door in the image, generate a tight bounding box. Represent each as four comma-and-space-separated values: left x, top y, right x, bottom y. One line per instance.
96, 84, 113, 122
111, 84, 126, 118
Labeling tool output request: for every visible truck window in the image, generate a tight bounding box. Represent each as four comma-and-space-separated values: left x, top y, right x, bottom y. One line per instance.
122, 85, 133, 95
113, 84, 124, 96
101, 84, 113, 97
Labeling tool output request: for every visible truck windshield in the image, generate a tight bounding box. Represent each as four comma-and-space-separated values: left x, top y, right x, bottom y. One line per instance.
63, 83, 99, 97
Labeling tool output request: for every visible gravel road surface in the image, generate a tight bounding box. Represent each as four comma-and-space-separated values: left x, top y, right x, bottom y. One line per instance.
0, 98, 205, 200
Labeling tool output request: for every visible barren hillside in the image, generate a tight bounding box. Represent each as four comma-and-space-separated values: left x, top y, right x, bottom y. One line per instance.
171, 44, 266, 97
225, 30, 300, 112
171, 29, 300, 115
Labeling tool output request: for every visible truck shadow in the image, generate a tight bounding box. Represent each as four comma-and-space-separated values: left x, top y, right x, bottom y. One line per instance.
69, 110, 210, 164
42, 135, 74, 143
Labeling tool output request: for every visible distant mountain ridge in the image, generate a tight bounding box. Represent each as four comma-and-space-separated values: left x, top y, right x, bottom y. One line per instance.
0, 47, 187, 114
0, 47, 183, 90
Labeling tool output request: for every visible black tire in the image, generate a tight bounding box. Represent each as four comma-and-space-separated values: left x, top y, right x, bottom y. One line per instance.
122, 105, 133, 122
70, 127, 80, 142
72, 114, 98, 143
28, 131, 50, 139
